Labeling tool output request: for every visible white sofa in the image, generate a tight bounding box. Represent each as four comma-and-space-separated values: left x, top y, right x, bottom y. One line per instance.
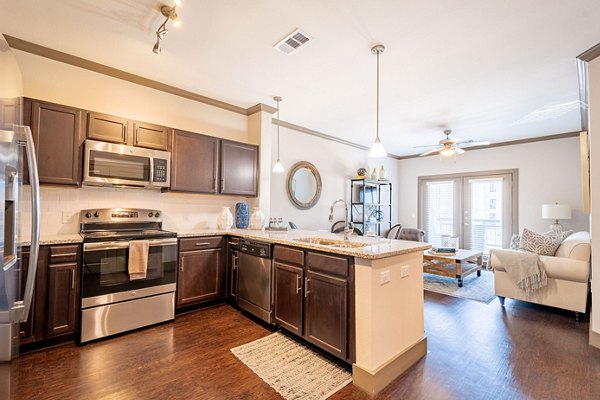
489, 231, 591, 317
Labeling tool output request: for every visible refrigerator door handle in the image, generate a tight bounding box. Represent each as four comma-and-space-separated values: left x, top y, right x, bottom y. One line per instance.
13, 125, 40, 323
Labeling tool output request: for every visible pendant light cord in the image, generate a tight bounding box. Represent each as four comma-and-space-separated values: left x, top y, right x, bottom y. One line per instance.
276, 99, 281, 159
376, 50, 380, 141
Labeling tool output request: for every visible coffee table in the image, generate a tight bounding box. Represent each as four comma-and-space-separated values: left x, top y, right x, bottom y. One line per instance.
423, 249, 483, 287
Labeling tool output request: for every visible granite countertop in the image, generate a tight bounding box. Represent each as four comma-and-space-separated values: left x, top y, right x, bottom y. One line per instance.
19, 233, 83, 247
19, 229, 430, 260
179, 229, 431, 260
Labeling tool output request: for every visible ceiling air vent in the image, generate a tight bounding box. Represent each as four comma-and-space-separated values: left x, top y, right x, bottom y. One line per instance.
274, 29, 312, 55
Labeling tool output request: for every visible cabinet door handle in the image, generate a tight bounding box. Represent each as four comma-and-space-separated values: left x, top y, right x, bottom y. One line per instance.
296, 275, 302, 294
221, 179, 225, 192
71, 269, 75, 289
213, 177, 217, 190
305, 277, 311, 297
195, 242, 211, 246
179, 259, 184, 272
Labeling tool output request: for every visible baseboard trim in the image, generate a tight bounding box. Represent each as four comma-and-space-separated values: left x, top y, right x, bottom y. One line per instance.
590, 329, 600, 349
352, 336, 427, 395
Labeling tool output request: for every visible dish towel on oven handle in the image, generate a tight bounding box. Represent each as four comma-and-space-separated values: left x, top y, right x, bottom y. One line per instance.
128, 240, 150, 280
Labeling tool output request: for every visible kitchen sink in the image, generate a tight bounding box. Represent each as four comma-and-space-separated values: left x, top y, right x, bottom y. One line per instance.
293, 237, 370, 248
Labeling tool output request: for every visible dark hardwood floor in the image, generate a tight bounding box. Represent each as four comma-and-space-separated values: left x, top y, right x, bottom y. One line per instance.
6, 293, 600, 399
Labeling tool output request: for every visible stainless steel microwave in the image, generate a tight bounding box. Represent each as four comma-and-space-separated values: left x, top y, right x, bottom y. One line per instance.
83, 139, 171, 189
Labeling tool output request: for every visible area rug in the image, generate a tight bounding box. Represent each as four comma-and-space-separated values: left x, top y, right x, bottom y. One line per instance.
424, 269, 496, 304
231, 332, 352, 400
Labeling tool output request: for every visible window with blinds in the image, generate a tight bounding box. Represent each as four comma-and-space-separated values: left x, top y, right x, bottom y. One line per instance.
423, 180, 456, 247
418, 170, 517, 254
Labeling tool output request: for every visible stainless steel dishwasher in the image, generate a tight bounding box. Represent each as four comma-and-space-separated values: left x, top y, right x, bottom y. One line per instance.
237, 239, 274, 324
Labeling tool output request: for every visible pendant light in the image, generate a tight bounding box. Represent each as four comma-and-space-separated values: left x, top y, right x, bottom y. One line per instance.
368, 44, 387, 158
272, 96, 285, 173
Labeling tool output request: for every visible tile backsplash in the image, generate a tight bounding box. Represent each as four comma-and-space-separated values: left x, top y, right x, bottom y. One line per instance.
18, 185, 257, 238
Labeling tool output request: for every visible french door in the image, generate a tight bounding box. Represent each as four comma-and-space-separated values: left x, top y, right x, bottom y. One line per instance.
419, 170, 517, 254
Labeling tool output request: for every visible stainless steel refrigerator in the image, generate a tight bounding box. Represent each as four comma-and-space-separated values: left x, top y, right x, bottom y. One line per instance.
0, 32, 41, 364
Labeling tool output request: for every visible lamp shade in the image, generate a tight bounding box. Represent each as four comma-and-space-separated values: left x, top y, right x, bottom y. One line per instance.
542, 204, 571, 220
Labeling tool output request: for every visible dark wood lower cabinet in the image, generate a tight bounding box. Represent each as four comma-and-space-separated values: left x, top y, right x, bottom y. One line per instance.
273, 245, 352, 362
274, 262, 304, 336
46, 262, 78, 337
177, 237, 224, 308
18, 244, 81, 351
305, 271, 348, 360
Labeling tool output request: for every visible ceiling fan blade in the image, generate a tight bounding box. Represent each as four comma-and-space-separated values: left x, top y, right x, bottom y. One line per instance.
457, 140, 491, 148
454, 147, 466, 155
419, 147, 443, 157
413, 144, 440, 148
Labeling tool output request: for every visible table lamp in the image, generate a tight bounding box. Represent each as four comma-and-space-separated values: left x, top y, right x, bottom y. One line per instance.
542, 204, 571, 232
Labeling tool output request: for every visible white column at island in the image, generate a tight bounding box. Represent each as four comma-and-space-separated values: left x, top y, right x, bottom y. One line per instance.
352, 248, 428, 395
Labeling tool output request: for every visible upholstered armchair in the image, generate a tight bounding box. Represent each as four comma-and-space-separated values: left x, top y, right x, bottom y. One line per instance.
489, 231, 591, 319
398, 228, 425, 242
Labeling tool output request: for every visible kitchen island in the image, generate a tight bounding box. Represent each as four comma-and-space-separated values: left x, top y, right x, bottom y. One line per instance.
20, 228, 429, 395
180, 229, 431, 395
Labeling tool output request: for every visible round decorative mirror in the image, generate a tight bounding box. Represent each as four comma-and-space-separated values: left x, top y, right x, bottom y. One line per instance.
287, 161, 322, 209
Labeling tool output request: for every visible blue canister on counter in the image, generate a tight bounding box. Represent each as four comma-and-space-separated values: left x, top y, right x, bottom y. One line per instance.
235, 202, 250, 229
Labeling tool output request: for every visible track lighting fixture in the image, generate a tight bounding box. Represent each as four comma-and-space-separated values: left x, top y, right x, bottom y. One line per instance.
153, 3, 180, 54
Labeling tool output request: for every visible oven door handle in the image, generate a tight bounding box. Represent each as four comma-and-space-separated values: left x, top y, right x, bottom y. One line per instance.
84, 238, 177, 251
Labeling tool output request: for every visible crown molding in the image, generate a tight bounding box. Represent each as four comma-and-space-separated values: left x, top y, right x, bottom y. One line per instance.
273, 119, 402, 160
3, 34, 273, 116
247, 103, 278, 115
397, 131, 581, 160
577, 42, 600, 62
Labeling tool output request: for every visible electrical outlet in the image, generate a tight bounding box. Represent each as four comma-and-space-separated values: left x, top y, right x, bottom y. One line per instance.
401, 265, 410, 278
379, 270, 391, 285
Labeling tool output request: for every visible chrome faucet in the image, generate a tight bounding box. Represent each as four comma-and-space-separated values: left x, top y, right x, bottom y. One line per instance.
328, 199, 354, 241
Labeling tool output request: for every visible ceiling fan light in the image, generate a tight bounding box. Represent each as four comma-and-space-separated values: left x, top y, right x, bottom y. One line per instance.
369, 137, 387, 158
152, 41, 162, 54
440, 147, 455, 157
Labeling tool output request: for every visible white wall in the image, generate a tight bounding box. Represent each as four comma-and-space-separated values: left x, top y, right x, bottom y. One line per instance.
269, 126, 400, 232
589, 56, 600, 336
396, 137, 588, 234
14, 50, 259, 238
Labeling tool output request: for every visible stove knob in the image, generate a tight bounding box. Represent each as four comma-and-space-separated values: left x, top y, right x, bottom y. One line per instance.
85, 212, 92, 218
154, 212, 160, 218
148, 212, 154, 217
94, 211, 100, 218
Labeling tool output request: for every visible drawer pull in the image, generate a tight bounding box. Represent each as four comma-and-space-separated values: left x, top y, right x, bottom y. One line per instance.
228, 241, 238, 245
51, 252, 77, 258
195, 242, 211, 246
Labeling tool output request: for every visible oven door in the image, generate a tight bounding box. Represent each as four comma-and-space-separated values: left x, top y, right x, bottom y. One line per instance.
81, 238, 177, 303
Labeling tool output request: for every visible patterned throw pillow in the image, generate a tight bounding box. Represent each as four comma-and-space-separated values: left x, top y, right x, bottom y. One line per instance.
510, 234, 521, 250
520, 228, 571, 256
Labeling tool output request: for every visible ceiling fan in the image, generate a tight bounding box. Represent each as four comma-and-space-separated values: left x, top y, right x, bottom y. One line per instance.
415, 129, 491, 157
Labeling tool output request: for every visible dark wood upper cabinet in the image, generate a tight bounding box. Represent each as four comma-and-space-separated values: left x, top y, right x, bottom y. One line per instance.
220, 140, 258, 196
170, 129, 219, 193
133, 122, 170, 151
86, 112, 128, 144
27, 99, 83, 186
